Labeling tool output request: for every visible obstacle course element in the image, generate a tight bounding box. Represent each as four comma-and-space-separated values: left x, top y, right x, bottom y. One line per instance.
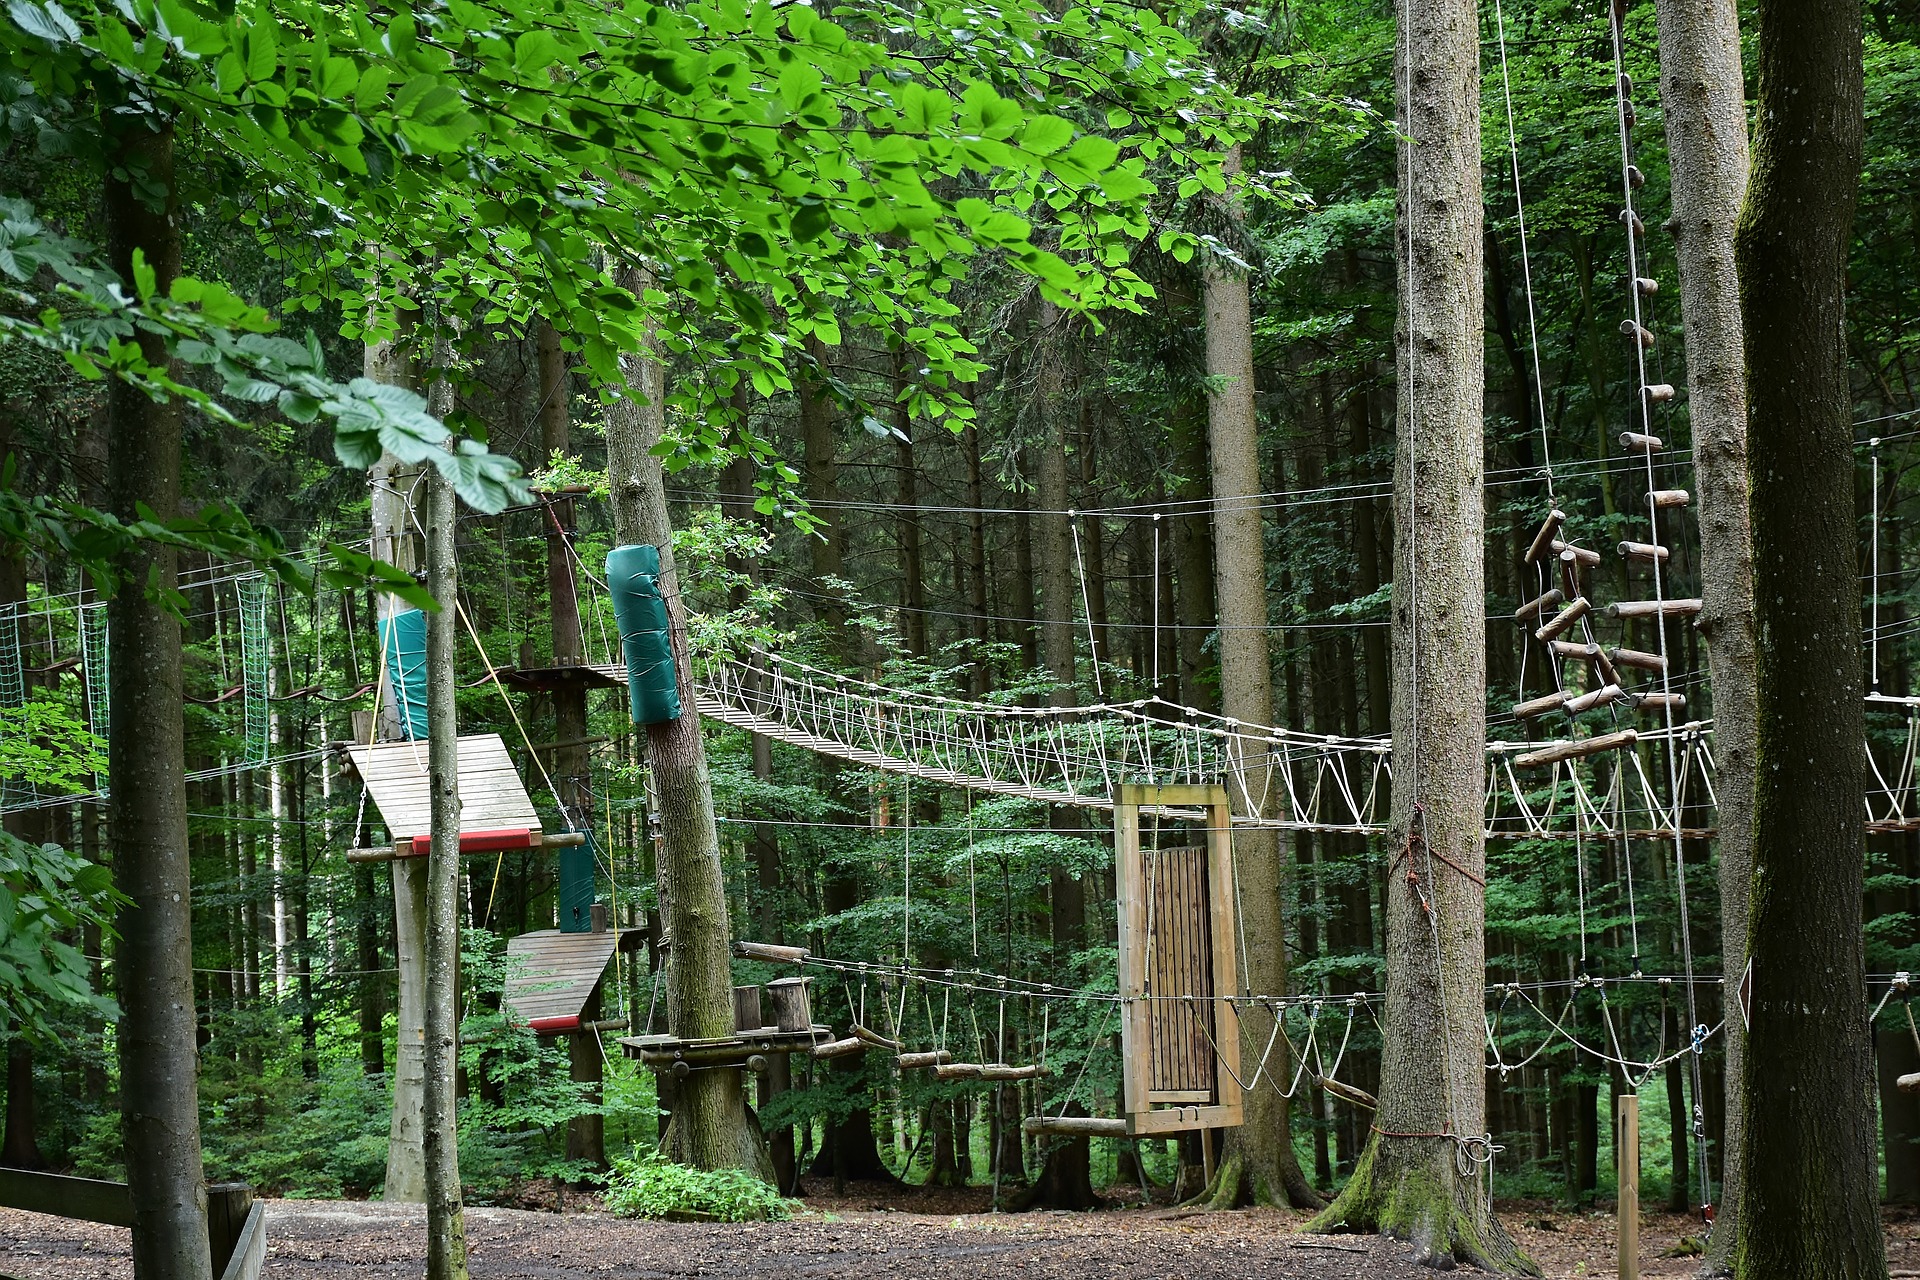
504, 927, 622, 1034
606, 544, 682, 725
620, 974, 829, 1075
1110, 783, 1244, 1135
344, 733, 541, 841
378, 606, 430, 740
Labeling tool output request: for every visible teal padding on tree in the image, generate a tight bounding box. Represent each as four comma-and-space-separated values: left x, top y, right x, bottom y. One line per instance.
606, 544, 683, 725
378, 607, 429, 740
558, 837, 596, 934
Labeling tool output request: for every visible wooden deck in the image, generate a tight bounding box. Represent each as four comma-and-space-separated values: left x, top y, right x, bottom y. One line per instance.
503, 929, 619, 1025
344, 733, 540, 841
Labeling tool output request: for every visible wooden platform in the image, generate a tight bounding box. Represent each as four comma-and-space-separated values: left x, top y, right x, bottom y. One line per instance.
343, 733, 540, 842
619, 1026, 829, 1065
503, 929, 620, 1028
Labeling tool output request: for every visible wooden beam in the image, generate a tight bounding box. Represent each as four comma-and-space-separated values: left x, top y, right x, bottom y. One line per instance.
0, 1169, 134, 1226
1617, 1093, 1640, 1280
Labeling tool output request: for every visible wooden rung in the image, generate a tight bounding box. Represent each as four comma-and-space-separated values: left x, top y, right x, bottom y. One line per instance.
1618, 209, 1646, 238
1514, 588, 1564, 623
1514, 729, 1640, 770
980, 1063, 1051, 1081
1618, 541, 1670, 563
1649, 489, 1689, 508
1620, 431, 1663, 452
1548, 640, 1600, 661
1634, 276, 1658, 297
933, 1062, 985, 1080
851, 1024, 900, 1051
810, 1036, 866, 1060
1595, 648, 1622, 687
1317, 1075, 1377, 1111
1513, 690, 1569, 720
1606, 599, 1702, 619
735, 941, 810, 964
1643, 384, 1676, 404
1022, 1116, 1128, 1138
1619, 318, 1653, 348
1610, 646, 1667, 673
897, 1050, 955, 1071
1899, 1072, 1920, 1094
1626, 163, 1646, 190
1637, 693, 1687, 713
1564, 683, 1625, 715
1525, 510, 1567, 564
1554, 542, 1602, 569
1534, 597, 1592, 642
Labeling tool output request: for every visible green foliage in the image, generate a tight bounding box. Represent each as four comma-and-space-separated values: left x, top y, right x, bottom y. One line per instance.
604, 1149, 795, 1222
0, 694, 100, 788
0, 830, 122, 1040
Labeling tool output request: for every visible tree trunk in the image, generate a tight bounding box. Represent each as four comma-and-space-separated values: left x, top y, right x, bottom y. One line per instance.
607, 269, 770, 1177
1733, 3, 1882, 1275
893, 349, 928, 657
1308, 0, 1524, 1268
421, 465, 470, 1280
367, 331, 430, 1203
1652, 0, 1755, 1247
1198, 145, 1318, 1213
105, 116, 214, 1280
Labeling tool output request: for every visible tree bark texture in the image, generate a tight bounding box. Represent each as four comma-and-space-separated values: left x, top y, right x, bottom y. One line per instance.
607, 271, 770, 1177
105, 117, 215, 1280
1309, 0, 1524, 1268
1200, 145, 1318, 1213
1732, 2, 1882, 1276
421, 466, 470, 1280
1651, 0, 1755, 1247
366, 333, 429, 1204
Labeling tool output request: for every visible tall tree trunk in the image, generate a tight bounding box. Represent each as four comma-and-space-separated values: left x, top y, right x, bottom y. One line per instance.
963, 421, 993, 695
1652, 0, 1755, 1247
894, 349, 928, 657
421, 465, 470, 1280
1025, 304, 1094, 1211
1198, 146, 1319, 1213
105, 116, 214, 1280
1309, 1, 1523, 1268
607, 269, 770, 1176
1733, 2, 1881, 1275
367, 333, 430, 1202
1170, 404, 1218, 715
539, 320, 605, 1170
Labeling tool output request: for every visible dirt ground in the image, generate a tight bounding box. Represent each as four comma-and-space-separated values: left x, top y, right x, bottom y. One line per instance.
4, 1180, 1920, 1279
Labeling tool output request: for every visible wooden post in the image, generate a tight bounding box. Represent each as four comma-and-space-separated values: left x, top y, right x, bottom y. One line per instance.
732, 985, 764, 1033
1617, 1093, 1639, 1280
205, 1183, 253, 1278
767, 977, 812, 1033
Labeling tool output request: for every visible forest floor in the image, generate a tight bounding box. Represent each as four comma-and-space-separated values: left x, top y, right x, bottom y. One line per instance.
5, 1180, 1920, 1279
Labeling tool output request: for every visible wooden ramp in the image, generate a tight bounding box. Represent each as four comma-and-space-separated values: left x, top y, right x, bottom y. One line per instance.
504, 929, 619, 1032
345, 733, 539, 841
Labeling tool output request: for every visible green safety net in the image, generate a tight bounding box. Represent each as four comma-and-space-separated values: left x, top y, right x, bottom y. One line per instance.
236, 575, 272, 765
606, 544, 681, 725
558, 835, 597, 934
379, 607, 430, 739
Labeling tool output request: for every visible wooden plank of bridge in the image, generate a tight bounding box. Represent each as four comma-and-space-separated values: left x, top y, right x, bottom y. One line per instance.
504, 928, 620, 1025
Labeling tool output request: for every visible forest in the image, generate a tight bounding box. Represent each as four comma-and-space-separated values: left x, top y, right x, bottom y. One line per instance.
0, 0, 1910, 1275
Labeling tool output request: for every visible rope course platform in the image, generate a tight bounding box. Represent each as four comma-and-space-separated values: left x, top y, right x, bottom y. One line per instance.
503, 928, 621, 1035
343, 733, 538, 842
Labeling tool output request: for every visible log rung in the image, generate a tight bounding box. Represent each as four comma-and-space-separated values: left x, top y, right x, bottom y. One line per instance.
809, 1036, 866, 1060
1514, 728, 1640, 770
897, 1050, 955, 1070
1643, 384, 1676, 404
1512, 690, 1568, 720
1548, 640, 1600, 661
1618, 541, 1670, 563
1513, 587, 1564, 622
851, 1024, 900, 1051
1610, 646, 1667, 673
1552, 541, 1602, 569
1535, 596, 1592, 642
1021, 1116, 1129, 1138
1619, 317, 1653, 346
1605, 599, 1702, 620
1633, 276, 1658, 297
933, 1062, 985, 1080
1636, 693, 1686, 713
1899, 1072, 1920, 1094
735, 941, 810, 964
1564, 683, 1625, 715
1649, 488, 1689, 508
1620, 431, 1663, 452
980, 1063, 1051, 1081
1525, 510, 1566, 564
1317, 1075, 1377, 1111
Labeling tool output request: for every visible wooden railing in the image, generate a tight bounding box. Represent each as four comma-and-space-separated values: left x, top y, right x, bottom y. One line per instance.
0, 1170, 265, 1280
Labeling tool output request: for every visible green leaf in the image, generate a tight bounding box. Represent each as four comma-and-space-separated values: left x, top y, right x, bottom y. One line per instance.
514, 29, 560, 77
243, 18, 278, 82
6, 0, 80, 44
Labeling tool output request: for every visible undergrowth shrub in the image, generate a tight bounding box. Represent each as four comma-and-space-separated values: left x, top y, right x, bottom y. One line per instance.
603, 1150, 793, 1222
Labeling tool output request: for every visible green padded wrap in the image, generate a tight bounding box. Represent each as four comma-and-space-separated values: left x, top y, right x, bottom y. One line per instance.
606, 544, 683, 725
557, 838, 596, 934
377, 607, 429, 740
